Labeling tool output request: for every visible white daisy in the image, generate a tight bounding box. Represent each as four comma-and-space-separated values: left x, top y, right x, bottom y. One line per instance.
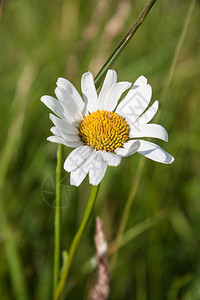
41, 70, 174, 186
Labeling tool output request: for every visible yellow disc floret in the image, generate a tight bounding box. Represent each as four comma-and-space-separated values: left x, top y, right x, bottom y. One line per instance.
79, 110, 129, 152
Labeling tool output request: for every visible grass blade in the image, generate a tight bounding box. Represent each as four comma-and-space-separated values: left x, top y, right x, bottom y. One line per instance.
94, 0, 157, 88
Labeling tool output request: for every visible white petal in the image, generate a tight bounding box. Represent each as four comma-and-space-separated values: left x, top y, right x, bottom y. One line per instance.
116, 75, 152, 124
115, 140, 140, 157
137, 140, 174, 164
49, 114, 79, 135
55, 87, 83, 122
56, 77, 86, 113
134, 75, 147, 86
81, 71, 98, 113
47, 136, 82, 148
99, 81, 132, 111
41, 95, 64, 119
98, 70, 117, 102
70, 150, 96, 186
89, 152, 107, 185
98, 151, 121, 166
42, 93, 76, 125
64, 145, 93, 172
133, 100, 159, 127
130, 124, 168, 142
70, 165, 88, 186
50, 126, 80, 142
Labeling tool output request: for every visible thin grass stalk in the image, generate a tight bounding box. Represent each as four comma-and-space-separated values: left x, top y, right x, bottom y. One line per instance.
110, 0, 196, 272
54, 184, 100, 300
159, 0, 196, 105
53, 144, 63, 296
94, 0, 157, 88
109, 210, 167, 255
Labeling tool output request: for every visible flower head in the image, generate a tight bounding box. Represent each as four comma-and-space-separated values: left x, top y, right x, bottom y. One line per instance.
41, 70, 174, 186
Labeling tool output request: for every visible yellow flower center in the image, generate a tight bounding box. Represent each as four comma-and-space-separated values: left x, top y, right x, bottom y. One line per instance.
79, 110, 129, 152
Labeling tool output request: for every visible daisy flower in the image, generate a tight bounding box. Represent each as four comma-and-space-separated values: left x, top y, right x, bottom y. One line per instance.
41, 70, 174, 186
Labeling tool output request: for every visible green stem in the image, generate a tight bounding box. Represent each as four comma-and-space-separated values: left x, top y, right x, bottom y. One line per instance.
94, 0, 157, 89
53, 144, 63, 296
54, 184, 100, 300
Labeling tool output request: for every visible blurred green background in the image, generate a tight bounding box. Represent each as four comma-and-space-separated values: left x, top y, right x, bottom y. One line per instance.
0, 0, 200, 299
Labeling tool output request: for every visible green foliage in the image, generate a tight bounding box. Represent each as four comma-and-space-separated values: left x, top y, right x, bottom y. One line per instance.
0, 0, 200, 299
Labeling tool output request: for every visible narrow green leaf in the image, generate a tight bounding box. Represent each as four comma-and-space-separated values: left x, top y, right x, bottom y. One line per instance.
94, 0, 157, 89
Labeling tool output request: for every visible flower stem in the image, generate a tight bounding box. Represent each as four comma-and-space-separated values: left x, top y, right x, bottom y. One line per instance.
53, 144, 63, 296
54, 184, 100, 300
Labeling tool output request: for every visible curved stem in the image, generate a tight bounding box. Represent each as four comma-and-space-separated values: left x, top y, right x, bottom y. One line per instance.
53, 144, 63, 296
54, 184, 100, 300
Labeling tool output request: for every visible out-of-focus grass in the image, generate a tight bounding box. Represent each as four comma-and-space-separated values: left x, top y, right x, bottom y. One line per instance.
0, 0, 200, 299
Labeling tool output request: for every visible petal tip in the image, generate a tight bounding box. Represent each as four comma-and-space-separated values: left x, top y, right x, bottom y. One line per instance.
136, 75, 148, 86
56, 78, 62, 87
70, 174, 82, 187
169, 155, 175, 164
40, 95, 51, 104
64, 164, 69, 172
47, 136, 54, 142
40, 95, 46, 102
70, 179, 79, 187
82, 71, 92, 78
154, 100, 159, 108
49, 113, 54, 120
